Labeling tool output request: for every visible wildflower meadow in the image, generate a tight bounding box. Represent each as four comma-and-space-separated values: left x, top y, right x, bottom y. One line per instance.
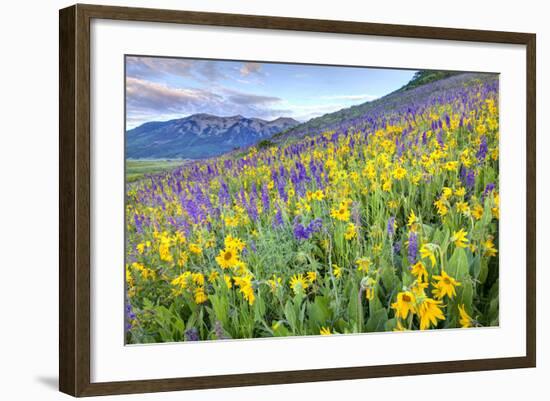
125, 71, 499, 343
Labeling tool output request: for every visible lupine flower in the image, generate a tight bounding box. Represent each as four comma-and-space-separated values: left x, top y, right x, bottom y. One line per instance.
293, 221, 310, 241
393, 241, 401, 255
273, 205, 284, 228
125, 302, 136, 332
436, 130, 444, 148
477, 135, 488, 162
408, 232, 418, 263
483, 182, 496, 199
185, 328, 199, 341
261, 184, 270, 212
387, 216, 396, 237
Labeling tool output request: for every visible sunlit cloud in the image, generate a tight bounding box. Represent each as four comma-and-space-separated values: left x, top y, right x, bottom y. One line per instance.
239, 62, 263, 77
126, 77, 288, 128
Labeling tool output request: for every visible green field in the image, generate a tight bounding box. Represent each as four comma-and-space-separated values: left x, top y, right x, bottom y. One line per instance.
126, 160, 187, 182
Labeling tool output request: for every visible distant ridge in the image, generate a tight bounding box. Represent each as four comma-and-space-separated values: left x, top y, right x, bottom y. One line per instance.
126, 114, 299, 159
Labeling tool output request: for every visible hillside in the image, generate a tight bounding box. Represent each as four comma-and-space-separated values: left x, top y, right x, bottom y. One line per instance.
275, 72, 496, 143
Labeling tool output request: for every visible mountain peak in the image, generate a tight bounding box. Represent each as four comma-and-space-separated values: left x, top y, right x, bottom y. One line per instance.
126, 114, 299, 160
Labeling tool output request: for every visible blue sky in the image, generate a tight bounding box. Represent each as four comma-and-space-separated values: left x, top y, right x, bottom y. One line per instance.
125, 56, 416, 129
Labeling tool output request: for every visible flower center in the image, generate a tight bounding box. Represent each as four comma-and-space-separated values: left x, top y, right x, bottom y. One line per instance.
402, 294, 411, 302
443, 277, 451, 285
224, 251, 233, 261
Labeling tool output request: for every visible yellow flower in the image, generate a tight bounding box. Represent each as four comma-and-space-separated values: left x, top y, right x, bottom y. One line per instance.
311, 190, 325, 201
189, 243, 203, 255
432, 271, 461, 299
472, 204, 484, 220
306, 271, 317, 283
174, 232, 186, 244
356, 257, 371, 273
267, 275, 282, 292
344, 223, 357, 240
320, 327, 332, 336
434, 197, 448, 216
136, 243, 146, 254
458, 304, 474, 328
215, 248, 240, 269
451, 228, 469, 248
363, 277, 376, 300
410, 261, 429, 283
177, 251, 189, 267
234, 274, 255, 305
387, 200, 399, 209
125, 266, 134, 287
159, 241, 173, 263
224, 235, 246, 251
194, 287, 208, 304
492, 193, 500, 219
391, 291, 417, 319
392, 166, 407, 180
419, 298, 445, 330
483, 236, 498, 257
454, 187, 466, 197
332, 264, 342, 279
382, 178, 392, 192
444, 161, 459, 172
224, 215, 239, 227
442, 187, 453, 199
455, 201, 470, 215
330, 202, 350, 222
411, 281, 428, 297
290, 274, 309, 295
192, 272, 205, 286
407, 210, 419, 231
223, 274, 233, 289
420, 244, 436, 267
171, 272, 191, 289
131, 262, 156, 280
208, 270, 219, 283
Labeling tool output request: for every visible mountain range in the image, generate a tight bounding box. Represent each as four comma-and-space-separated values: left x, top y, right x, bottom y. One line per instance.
126, 114, 299, 159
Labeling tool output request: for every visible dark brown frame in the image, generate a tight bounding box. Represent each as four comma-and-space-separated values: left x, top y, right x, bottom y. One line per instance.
59, 3, 536, 397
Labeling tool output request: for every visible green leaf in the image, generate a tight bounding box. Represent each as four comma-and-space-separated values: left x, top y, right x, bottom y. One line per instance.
272, 320, 290, 337
380, 260, 397, 290
478, 258, 489, 284
384, 318, 398, 331
284, 300, 298, 333
308, 296, 331, 326
347, 285, 361, 326
447, 248, 469, 280
471, 254, 481, 279
365, 308, 388, 332
460, 280, 473, 307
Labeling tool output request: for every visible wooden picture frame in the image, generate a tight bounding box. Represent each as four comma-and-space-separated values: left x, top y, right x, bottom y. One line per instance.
59, 3, 536, 397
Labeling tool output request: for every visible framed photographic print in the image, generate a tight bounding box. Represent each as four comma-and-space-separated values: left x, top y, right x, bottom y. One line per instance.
59, 4, 536, 397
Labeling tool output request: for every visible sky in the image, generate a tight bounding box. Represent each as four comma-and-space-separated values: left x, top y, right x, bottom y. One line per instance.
125, 56, 416, 129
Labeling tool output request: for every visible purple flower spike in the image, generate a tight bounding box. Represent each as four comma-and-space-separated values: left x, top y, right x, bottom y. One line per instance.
387, 216, 396, 237
477, 135, 488, 162
185, 328, 200, 341
408, 232, 418, 263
